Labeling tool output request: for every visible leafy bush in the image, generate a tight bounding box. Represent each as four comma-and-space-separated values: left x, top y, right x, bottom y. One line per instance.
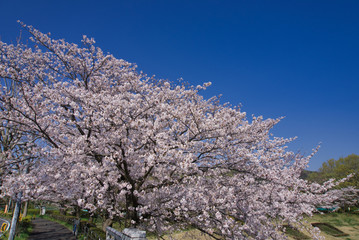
46, 210, 60, 215
282, 225, 310, 240
89, 226, 106, 239
49, 213, 76, 224
0, 211, 12, 218
26, 209, 40, 216
80, 220, 96, 228
80, 210, 90, 219
19, 216, 32, 229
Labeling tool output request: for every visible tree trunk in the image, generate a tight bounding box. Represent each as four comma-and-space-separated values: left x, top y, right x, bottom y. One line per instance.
22, 201, 29, 218
10, 200, 14, 213
130, 190, 140, 227
102, 218, 113, 232
125, 191, 140, 227
5, 198, 11, 213
74, 206, 81, 218
8, 192, 22, 240
59, 202, 66, 215
59, 207, 66, 215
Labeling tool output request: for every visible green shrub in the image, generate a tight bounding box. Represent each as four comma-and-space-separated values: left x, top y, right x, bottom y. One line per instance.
0, 211, 12, 218
80, 220, 96, 228
89, 226, 106, 239
46, 209, 60, 215
26, 209, 40, 216
80, 210, 90, 219
283, 225, 310, 240
19, 216, 32, 229
50, 213, 76, 224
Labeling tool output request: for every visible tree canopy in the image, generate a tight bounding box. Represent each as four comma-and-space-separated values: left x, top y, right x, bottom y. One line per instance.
0, 22, 347, 239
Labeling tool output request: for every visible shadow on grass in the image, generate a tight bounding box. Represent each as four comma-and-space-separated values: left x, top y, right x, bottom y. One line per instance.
282, 225, 310, 240
311, 222, 349, 237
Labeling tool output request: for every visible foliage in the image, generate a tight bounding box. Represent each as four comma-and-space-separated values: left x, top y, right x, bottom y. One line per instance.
49, 213, 77, 225
45, 209, 60, 215
18, 216, 32, 229
88, 226, 106, 239
306, 155, 359, 210
300, 169, 316, 180
25, 208, 40, 216
0, 211, 12, 218
308, 154, 359, 187
1, 215, 33, 240
0, 22, 347, 239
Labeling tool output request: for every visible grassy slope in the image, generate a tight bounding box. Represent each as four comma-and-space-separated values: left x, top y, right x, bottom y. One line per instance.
16, 211, 359, 239
147, 229, 214, 240
148, 213, 359, 240
302, 212, 359, 240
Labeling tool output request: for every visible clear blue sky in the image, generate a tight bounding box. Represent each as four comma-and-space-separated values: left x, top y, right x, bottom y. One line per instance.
1, 0, 358, 170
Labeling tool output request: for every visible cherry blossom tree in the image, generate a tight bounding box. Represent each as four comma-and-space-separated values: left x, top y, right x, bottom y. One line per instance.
323, 186, 359, 211
0, 79, 39, 239
0, 79, 37, 185
0, 77, 39, 212
0, 23, 347, 239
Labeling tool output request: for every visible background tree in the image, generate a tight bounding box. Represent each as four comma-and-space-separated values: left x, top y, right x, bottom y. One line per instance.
308, 154, 359, 188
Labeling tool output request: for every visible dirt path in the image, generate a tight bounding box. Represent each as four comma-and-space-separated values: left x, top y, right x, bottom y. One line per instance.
28, 218, 76, 240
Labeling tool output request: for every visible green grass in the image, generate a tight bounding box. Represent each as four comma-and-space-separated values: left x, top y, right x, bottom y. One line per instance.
40, 214, 73, 231
325, 213, 359, 227
282, 225, 310, 240
10, 210, 359, 240
301, 212, 359, 240
312, 222, 349, 237
308, 212, 359, 228
0, 223, 33, 240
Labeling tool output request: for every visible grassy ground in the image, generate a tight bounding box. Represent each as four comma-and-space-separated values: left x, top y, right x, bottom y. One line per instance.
39, 214, 73, 231
301, 212, 359, 240
147, 229, 215, 240
14, 211, 359, 239
0, 222, 33, 240
147, 213, 359, 240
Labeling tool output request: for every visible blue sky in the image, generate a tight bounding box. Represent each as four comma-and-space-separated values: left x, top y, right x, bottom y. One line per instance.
1, 0, 358, 170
